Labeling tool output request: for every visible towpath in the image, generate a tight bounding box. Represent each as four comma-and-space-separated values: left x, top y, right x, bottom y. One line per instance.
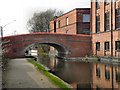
3, 58, 58, 88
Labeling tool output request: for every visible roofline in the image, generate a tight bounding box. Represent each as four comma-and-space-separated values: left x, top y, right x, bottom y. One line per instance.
50, 8, 90, 21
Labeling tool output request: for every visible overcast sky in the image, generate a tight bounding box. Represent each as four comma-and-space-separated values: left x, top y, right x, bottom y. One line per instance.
0, 0, 90, 36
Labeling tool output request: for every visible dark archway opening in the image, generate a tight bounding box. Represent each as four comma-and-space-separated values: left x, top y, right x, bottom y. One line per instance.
24, 42, 71, 59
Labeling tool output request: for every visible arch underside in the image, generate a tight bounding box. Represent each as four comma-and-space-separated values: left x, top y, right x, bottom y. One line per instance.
24, 42, 71, 58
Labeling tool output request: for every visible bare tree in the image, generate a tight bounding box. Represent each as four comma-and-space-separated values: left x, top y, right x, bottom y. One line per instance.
27, 9, 64, 33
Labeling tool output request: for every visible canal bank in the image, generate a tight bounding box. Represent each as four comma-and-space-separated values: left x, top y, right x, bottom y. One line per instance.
27, 58, 73, 89
60, 56, 120, 63
2, 58, 59, 88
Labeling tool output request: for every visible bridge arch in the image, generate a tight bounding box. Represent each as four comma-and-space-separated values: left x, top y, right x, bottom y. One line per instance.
24, 41, 71, 57
3, 33, 91, 59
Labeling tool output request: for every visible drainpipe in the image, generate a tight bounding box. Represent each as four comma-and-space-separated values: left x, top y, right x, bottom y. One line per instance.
111, 0, 114, 89
111, 0, 113, 57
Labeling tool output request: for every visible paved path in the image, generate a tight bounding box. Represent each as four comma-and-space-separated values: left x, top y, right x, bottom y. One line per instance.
3, 58, 58, 88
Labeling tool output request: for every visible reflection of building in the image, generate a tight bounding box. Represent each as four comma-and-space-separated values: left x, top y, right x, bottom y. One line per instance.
91, 0, 120, 56
49, 57, 92, 88
70, 62, 92, 88
50, 57, 58, 70
50, 8, 90, 35
93, 63, 120, 89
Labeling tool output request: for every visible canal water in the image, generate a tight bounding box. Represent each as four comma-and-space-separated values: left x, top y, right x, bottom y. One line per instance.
38, 55, 120, 89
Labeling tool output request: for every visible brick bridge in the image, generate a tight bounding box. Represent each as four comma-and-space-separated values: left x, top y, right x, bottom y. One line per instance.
3, 33, 91, 59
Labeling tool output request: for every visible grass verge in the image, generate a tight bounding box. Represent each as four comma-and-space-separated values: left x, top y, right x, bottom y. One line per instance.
27, 59, 71, 89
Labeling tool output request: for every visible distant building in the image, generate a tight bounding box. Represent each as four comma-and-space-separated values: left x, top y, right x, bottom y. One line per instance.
49, 8, 91, 55
91, 0, 120, 56
30, 50, 37, 56
50, 8, 90, 35
25, 46, 38, 57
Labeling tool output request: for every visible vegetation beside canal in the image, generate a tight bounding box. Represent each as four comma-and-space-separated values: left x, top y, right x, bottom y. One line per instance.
27, 59, 71, 89
2, 58, 11, 88
2, 58, 11, 68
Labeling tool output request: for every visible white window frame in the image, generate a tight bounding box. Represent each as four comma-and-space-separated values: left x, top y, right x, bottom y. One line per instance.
66, 17, 68, 25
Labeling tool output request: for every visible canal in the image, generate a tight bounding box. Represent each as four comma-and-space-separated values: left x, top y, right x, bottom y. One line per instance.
38, 55, 120, 89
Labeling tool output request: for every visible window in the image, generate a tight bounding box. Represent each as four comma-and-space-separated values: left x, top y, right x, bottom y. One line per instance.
105, 12, 109, 31
105, 66, 110, 80
115, 70, 120, 82
96, 68, 100, 77
54, 21, 56, 32
58, 20, 61, 28
105, 0, 110, 5
83, 14, 90, 22
66, 30, 68, 34
116, 8, 120, 29
96, 0, 100, 9
115, 41, 120, 52
105, 42, 109, 51
96, 86, 101, 90
96, 66, 100, 78
96, 15, 100, 33
105, 70, 110, 80
83, 28, 90, 35
66, 17, 68, 25
96, 42, 100, 51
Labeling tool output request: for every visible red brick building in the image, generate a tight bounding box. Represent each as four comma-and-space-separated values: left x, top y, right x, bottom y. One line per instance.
91, 0, 120, 57
50, 8, 90, 35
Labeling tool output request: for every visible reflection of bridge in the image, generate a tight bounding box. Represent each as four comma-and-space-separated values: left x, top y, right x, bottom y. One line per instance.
3, 33, 91, 59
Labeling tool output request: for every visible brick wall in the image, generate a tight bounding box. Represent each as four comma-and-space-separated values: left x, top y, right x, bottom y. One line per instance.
91, 0, 120, 57
3, 33, 91, 58
50, 8, 90, 34
49, 8, 91, 56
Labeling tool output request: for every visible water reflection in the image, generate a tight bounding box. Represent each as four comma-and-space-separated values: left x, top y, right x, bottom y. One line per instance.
38, 55, 120, 89
93, 63, 120, 89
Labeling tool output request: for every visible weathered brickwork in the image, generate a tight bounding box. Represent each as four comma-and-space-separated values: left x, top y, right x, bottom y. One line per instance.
91, 0, 120, 57
3, 33, 91, 58
50, 8, 90, 35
